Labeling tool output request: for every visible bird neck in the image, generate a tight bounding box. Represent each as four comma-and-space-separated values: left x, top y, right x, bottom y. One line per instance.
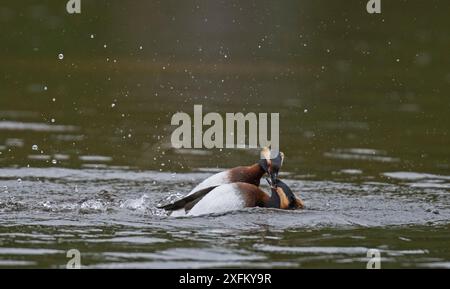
250, 163, 266, 180
267, 189, 281, 208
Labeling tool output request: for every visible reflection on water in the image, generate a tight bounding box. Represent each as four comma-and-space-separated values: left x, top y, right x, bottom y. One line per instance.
324, 148, 400, 163
0, 0, 449, 268
0, 167, 450, 268
0, 121, 78, 132
0, 221, 448, 269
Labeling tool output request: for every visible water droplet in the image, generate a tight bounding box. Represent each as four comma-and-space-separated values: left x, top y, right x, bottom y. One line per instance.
139, 46, 143, 50
58, 53, 64, 60
111, 103, 116, 108
90, 34, 95, 39
103, 44, 107, 48
44, 86, 48, 91
52, 159, 57, 165
304, 109, 308, 113
17, 178, 22, 183
32, 145, 39, 151
52, 98, 56, 102
51, 118, 55, 123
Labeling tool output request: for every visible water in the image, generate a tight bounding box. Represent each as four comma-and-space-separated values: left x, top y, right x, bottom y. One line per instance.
1, 0, 450, 268
0, 167, 449, 268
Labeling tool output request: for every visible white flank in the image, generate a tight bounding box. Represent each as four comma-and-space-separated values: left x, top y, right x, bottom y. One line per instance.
168, 171, 231, 217
186, 171, 230, 196
187, 183, 246, 216
170, 209, 187, 217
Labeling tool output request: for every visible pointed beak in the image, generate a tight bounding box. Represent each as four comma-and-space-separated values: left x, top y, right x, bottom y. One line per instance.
270, 171, 278, 188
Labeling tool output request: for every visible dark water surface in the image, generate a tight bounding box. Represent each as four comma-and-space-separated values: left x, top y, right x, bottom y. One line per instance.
0, 1, 449, 268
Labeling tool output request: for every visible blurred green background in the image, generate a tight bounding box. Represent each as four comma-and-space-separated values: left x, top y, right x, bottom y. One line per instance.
1, 0, 449, 178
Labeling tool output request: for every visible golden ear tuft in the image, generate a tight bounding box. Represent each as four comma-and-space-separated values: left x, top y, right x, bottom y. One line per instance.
280, 152, 285, 166
295, 197, 304, 209
260, 146, 271, 161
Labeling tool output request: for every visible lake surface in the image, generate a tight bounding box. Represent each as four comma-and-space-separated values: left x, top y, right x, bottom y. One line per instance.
0, 0, 449, 268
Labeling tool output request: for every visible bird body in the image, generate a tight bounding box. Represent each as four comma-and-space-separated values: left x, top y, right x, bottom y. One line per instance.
185, 164, 264, 198
158, 148, 304, 216
160, 180, 303, 216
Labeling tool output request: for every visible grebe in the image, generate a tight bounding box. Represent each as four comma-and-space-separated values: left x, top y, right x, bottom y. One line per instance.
158, 147, 284, 214
159, 179, 304, 216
